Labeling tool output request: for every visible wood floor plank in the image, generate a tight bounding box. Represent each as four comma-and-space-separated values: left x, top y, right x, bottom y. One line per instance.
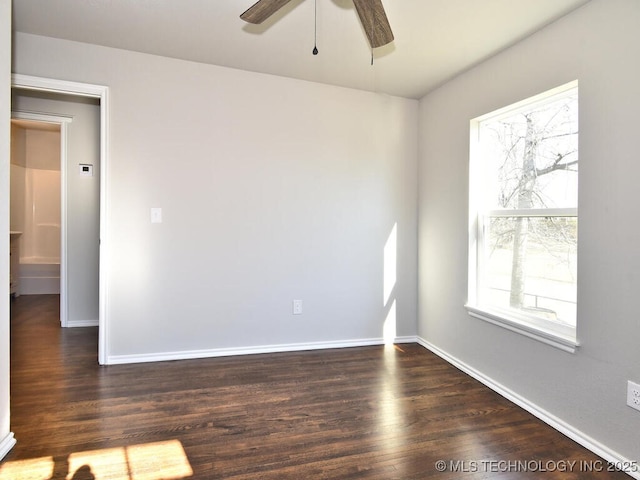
2, 295, 632, 479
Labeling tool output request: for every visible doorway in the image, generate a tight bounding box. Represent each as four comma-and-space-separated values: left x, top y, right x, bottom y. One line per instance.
12, 94, 99, 333
11, 74, 109, 365
10, 116, 65, 315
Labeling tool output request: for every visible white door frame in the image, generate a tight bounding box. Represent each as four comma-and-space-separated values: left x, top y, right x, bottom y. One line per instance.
11, 111, 72, 327
11, 74, 109, 365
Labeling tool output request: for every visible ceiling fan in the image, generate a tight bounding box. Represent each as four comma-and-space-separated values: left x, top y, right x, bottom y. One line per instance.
240, 0, 394, 49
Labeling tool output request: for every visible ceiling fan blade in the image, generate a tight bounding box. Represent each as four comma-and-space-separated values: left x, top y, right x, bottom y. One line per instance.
352, 0, 394, 48
240, 0, 294, 24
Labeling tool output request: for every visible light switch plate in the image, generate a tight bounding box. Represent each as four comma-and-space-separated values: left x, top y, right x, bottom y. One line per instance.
150, 207, 162, 224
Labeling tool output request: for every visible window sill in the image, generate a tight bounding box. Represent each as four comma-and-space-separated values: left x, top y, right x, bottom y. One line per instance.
465, 305, 579, 353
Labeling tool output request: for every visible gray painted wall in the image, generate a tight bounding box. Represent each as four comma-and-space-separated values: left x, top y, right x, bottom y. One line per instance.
13, 32, 419, 360
418, 0, 640, 463
12, 92, 101, 324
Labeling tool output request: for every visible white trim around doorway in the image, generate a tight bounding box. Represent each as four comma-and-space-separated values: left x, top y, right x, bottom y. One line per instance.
11, 74, 110, 365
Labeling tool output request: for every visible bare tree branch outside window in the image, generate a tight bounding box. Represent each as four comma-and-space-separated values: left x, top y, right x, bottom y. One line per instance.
479, 91, 578, 326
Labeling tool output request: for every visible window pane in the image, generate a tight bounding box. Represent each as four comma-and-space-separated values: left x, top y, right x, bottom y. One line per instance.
479, 93, 578, 210
483, 216, 577, 326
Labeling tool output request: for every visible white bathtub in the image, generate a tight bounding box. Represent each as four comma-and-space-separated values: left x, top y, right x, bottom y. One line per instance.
19, 257, 60, 295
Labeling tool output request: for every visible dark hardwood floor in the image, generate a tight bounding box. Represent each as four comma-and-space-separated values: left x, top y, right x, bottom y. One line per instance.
2, 294, 631, 479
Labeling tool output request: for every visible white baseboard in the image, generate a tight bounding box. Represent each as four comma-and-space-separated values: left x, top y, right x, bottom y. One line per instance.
65, 319, 99, 328
106, 335, 418, 365
0, 432, 16, 461
416, 336, 640, 480
394, 335, 418, 344
19, 277, 60, 295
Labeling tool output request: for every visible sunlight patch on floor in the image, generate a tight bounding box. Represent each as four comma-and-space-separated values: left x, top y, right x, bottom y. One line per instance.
126, 440, 193, 480
0, 439, 193, 480
0, 456, 54, 480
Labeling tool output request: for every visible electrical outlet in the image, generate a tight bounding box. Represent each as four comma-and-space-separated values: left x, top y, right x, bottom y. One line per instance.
292, 300, 303, 315
627, 381, 640, 412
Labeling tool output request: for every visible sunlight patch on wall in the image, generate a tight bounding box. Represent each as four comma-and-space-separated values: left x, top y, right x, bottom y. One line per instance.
383, 223, 397, 306
383, 300, 396, 345
383, 223, 398, 344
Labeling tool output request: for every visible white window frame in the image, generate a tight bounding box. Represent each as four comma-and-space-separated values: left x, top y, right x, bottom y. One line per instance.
467, 81, 579, 353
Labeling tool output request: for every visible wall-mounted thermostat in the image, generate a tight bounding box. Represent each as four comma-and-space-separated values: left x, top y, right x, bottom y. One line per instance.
79, 164, 93, 177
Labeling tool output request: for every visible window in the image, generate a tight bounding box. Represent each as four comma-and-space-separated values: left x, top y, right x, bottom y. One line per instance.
467, 82, 579, 351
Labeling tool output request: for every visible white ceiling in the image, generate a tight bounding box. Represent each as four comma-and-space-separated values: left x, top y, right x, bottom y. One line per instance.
12, 0, 591, 99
